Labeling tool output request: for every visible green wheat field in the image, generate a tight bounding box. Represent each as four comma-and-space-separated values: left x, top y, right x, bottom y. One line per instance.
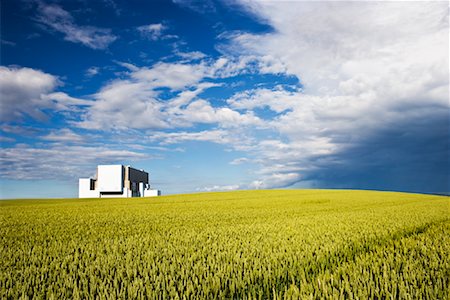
1, 190, 449, 299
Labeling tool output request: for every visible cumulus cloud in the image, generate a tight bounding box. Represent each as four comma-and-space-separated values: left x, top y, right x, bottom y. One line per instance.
233, 1, 448, 95
212, 55, 287, 78
76, 78, 167, 130
130, 61, 210, 90
76, 59, 263, 130
222, 1, 449, 192
0, 66, 57, 121
174, 99, 262, 127
36, 3, 117, 49
0, 66, 92, 122
227, 86, 301, 113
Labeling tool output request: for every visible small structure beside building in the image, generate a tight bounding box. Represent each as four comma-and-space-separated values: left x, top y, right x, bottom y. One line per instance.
79, 165, 160, 198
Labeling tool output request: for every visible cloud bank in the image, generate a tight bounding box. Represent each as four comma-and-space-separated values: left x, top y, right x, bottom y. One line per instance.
222, 1, 449, 192
1, 1, 448, 194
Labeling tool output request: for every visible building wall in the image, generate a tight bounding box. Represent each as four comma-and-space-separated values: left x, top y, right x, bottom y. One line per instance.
125, 166, 149, 197
127, 167, 148, 184
144, 189, 161, 197
99, 187, 131, 198
124, 167, 130, 189
79, 178, 100, 198
97, 165, 123, 192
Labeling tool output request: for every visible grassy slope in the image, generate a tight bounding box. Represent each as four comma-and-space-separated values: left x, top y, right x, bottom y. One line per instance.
0, 189, 448, 299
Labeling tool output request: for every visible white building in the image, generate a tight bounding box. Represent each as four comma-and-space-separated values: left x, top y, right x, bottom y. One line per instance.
79, 165, 160, 198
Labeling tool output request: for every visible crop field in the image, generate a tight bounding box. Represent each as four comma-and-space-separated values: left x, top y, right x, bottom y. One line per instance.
0, 190, 449, 299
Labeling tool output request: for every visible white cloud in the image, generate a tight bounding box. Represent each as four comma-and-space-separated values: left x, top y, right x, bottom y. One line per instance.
43, 92, 94, 110
220, 1, 449, 189
0, 136, 15, 143
175, 99, 262, 128
0, 144, 147, 180
0, 66, 92, 122
137, 23, 177, 40
230, 157, 249, 165
233, 1, 448, 97
148, 129, 247, 146
77, 79, 168, 130
227, 86, 301, 113
36, 3, 117, 49
130, 61, 210, 90
249, 173, 301, 189
76, 59, 264, 130
175, 51, 207, 61
196, 184, 240, 192
72, 53, 288, 130
137, 23, 165, 40
167, 82, 220, 107
40, 129, 85, 143
212, 55, 286, 78
1, 125, 41, 136
0, 66, 57, 121
85, 66, 100, 77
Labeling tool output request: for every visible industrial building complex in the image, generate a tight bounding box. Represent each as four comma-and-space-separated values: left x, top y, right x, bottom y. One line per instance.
79, 165, 160, 198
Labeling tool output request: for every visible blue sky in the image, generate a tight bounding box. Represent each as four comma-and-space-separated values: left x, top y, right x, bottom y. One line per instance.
0, 0, 448, 198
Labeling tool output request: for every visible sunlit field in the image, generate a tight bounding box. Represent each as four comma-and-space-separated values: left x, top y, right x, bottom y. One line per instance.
1, 190, 448, 299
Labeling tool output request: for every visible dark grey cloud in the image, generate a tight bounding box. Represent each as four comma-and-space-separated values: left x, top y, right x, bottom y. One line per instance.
303, 107, 449, 194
